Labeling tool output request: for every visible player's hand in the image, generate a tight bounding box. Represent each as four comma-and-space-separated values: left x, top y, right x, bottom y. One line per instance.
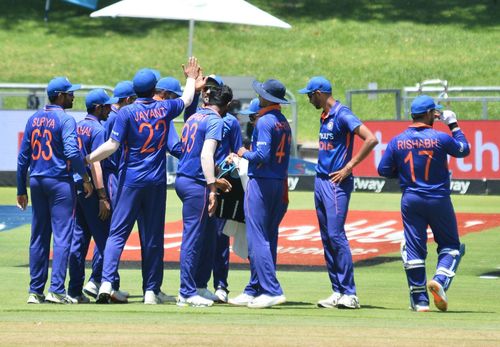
17, 194, 28, 211
195, 70, 207, 92
329, 164, 353, 184
182, 57, 200, 80
215, 178, 232, 193
237, 147, 248, 157
440, 110, 458, 126
226, 153, 238, 165
83, 181, 93, 198
208, 192, 218, 217
98, 198, 111, 221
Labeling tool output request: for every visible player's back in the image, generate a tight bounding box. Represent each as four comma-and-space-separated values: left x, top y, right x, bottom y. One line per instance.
24, 105, 78, 179
177, 108, 223, 182
101, 107, 120, 173
248, 110, 291, 179
113, 98, 184, 187
389, 125, 464, 197
215, 113, 242, 165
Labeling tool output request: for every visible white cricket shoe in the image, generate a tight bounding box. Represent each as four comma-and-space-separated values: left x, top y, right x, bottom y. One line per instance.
214, 287, 229, 303
27, 293, 45, 304
66, 294, 91, 304
228, 293, 255, 306
317, 292, 342, 308
143, 290, 176, 304
428, 280, 448, 312
176, 295, 213, 307
83, 280, 99, 299
248, 294, 286, 308
197, 288, 219, 302
337, 294, 361, 309
111, 290, 128, 304
96, 282, 112, 304
410, 302, 430, 312
45, 292, 71, 304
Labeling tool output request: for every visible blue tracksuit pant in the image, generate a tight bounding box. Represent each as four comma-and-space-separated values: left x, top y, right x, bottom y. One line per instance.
175, 175, 212, 298
101, 183, 166, 294
29, 176, 75, 295
243, 177, 287, 297
314, 176, 356, 295
68, 189, 110, 297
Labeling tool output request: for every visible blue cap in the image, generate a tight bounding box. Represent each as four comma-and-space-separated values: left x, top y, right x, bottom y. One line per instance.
411, 95, 437, 114
133, 69, 158, 93
150, 69, 161, 80
85, 88, 118, 109
240, 98, 261, 115
47, 76, 81, 97
113, 81, 136, 99
206, 74, 224, 86
298, 76, 332, 94
253, 79, 289, 104
156, 77, 183, 97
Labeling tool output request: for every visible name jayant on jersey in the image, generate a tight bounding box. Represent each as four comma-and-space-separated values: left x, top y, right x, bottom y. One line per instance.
32, 117, 56, 129
77, 125, 92, 137
133, 107, 167, 122
397, 138, 439, 150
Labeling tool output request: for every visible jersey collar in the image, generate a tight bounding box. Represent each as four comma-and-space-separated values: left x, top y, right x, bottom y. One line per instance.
258, 104, 281, 116
321, 101, 342, 122
44, 104, 64, 112
85, 114, 99, 122
134, 97, 156, 104
409, 122, 433, 129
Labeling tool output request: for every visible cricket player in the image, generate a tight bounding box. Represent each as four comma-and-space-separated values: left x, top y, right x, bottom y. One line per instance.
175, 84, 233, 307
81, 81, 136, 303
298, 76, 378, 309
192, 76, 243, 303
229, 79, 291, 309
378, 95, 470, 312
17, 76, 93, 304
67, 89, 117, 304
86, 58, 200, 304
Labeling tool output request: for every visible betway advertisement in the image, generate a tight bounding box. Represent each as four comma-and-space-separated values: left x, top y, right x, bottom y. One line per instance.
354, 121, 500, 180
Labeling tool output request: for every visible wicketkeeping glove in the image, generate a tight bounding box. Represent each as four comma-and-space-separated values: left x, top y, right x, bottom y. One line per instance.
440, 110, 458, 126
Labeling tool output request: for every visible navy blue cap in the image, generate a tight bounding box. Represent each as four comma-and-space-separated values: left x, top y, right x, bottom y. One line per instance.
411, 95, 437, 114
253, 79, 289, 104
240, 98, 261, 115
113, 81, 136, 99
156, 77, 183, 97
133, 69, 158, 93
47, 76, 81, 97
85, 88, 118, 109
298, 76, 332, 94
206, 74, 224, 87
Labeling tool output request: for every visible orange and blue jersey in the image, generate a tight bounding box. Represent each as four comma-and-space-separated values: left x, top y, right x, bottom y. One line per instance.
243, 105, 291, 179
74, 114, 105, 183
17, 104, 86, 195
110, 97, 184, 187
177, 108, 223, 181
378, 124, 470, 197
215, 113, 242, 164
316, 101, 362, 176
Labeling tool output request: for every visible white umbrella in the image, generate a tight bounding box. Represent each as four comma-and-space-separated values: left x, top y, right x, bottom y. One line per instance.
90, 0, 291, 57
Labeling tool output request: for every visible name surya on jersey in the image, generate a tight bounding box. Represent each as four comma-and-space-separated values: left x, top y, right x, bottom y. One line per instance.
32, 117, 56, 129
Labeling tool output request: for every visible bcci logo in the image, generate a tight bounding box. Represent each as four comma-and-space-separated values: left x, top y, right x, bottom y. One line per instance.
327, 121, 334, 130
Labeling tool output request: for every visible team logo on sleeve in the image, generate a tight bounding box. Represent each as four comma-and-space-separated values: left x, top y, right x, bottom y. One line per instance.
327, 121, 334, 130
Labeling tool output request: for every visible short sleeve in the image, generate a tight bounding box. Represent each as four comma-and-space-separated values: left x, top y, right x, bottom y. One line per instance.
111, 109, 129, 144
206, 115, 223, 142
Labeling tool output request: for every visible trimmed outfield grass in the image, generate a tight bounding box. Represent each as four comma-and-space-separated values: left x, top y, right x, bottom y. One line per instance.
0, 188, 499, 346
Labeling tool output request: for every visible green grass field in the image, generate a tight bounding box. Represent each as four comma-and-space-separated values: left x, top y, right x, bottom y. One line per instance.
1, 188, 499, 346
1, 0, 499, 141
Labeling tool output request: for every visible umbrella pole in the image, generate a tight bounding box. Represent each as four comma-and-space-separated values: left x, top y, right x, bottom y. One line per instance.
188, 19, 195, 57
44, 0, 51, 22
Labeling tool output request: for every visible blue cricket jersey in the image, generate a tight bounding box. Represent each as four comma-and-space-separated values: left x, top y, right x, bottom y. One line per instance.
216, 113, 242, 164
243, 105, 291, 179
17, 105, 86, 195
101, 106, 120, 173
177, 108, 223, 182
74, 115, 105, 183
110, 97, 185, 187
378, 124, 470, 197
316, 101, 362, 176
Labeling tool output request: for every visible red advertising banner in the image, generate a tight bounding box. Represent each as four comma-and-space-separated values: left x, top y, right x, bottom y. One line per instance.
353, 120, 500, 179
